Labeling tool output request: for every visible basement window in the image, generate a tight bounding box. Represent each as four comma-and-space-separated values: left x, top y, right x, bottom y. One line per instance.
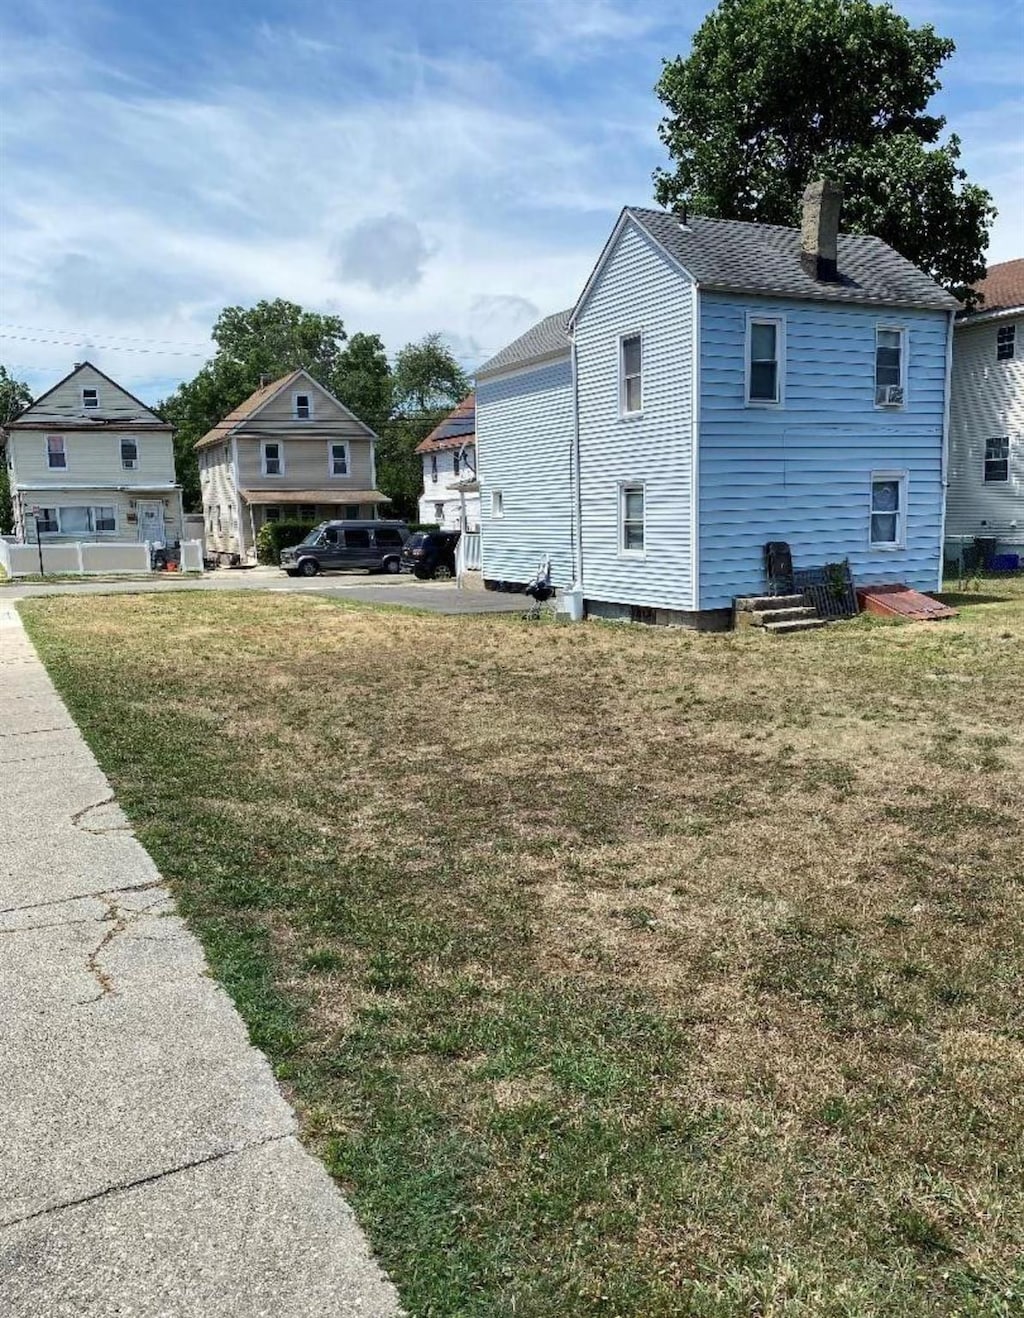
984, 437, 1009, 483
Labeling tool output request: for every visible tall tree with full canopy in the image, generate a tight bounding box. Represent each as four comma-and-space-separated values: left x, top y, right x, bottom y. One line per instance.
376, 334, 470, 520
654, 0, 995, 302
0, 365, 33, 533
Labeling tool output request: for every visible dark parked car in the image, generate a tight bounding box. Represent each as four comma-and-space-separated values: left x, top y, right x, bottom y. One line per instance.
280, 520, 409, 577
400, 530, 459, 579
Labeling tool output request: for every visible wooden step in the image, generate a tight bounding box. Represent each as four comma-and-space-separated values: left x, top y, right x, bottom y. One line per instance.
763, 617, 829, 636
749, 606, 818, 627
734, 593, 806, 611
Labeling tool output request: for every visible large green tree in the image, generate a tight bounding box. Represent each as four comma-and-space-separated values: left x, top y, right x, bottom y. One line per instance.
158, 299, 351, 510
654, 0, 995, 301
0, 365, 33, 533
376, 334, 469, 520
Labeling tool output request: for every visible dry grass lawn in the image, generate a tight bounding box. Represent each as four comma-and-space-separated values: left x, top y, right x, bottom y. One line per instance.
20, 582, 1024, 1317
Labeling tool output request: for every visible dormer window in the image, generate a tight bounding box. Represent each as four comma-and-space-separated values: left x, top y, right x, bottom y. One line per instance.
82, 387, 99, 410
294, 393, 312, 420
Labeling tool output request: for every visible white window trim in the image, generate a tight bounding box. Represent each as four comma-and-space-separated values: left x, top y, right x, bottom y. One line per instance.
869, 470, 908, 551
745, 314, 786, 408
90, 504, 119, 534
292, 391, 313, 421
983, 436, 1011, 484
81, 387, 99, 410
618, 331, 644, 418
45, 505, 119, 535
874, 325, 908, 409
491, 490, 504, 519
996, 324, 1015, 362
327, 440, 351, 477
45, 434, 67, 470
261, 439, 285, 477
431, 454, 438, 484
618, 481, 646, 559
120, 437, 139, 470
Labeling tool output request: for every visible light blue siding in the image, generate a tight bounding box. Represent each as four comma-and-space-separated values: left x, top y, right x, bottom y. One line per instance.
476, 359, 574, 586
698, 292, 950, 609
574, 219, 695, 611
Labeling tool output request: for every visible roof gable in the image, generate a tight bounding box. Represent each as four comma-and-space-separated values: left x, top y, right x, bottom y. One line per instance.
415, 395, 476, 453
10, 361, 168, 428
195, 369, 379, 449
961, 258, 1024, 320
570, 209, 697, 327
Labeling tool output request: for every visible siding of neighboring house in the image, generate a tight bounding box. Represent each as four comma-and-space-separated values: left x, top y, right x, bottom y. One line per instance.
6, 364, 182, 544
698, 293, 952, 608
573, 218, 695, 612
234, 431, 376, 489
477, 360, 574, 586
198, 443, 242, 557
947, 316, 1024, 546
418, 446, 479, 529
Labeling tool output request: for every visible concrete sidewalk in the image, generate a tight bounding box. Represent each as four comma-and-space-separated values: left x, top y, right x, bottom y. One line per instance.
0, 605, 402, 1317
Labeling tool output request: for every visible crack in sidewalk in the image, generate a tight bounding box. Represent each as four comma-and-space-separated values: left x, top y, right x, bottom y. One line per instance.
0, 1133, 294, 1230
0, 879, 163, 918
70, 795, 132, 835
81, 899, 131, 999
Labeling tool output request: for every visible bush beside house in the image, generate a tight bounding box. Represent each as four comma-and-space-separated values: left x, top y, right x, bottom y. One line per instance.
255, 521, 318, 565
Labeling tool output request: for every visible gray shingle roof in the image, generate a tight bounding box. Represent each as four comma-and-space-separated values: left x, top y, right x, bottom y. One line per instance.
475, 309, 572, 379
625, 208, 959, 311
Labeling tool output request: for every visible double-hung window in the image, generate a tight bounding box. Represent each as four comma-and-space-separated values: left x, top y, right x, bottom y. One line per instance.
82, 387, 98, 410
453, 451, 460, 476
620, 334, 642, 415
93, 506, 117, 532
747, 317, 783, 404
294, 393, 312, 420
984, 437, 1010, 483
46, 435, 67, 469
329, 441, 349, 476
35, 508, 58, 534
997, 325, 1016, 362
875, 327, 906, 406
121, 438, 138, 469
431, 454, 438, 483
869, 473, 907, 548
262, 441, 283, 476
491, 490, 504, 518
620, 484, 645, 554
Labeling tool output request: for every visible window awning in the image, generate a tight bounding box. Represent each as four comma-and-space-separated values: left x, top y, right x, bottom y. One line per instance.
239, 489, 390, 505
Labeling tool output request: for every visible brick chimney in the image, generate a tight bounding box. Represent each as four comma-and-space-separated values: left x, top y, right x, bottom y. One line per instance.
800, 179, 842, 282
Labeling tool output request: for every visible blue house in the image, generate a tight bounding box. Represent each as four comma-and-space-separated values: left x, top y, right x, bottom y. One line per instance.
475, 182, 959, 627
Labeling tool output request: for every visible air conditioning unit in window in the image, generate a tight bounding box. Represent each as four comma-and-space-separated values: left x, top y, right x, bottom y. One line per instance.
123, 459, 137, 469
877, 385, 905, 407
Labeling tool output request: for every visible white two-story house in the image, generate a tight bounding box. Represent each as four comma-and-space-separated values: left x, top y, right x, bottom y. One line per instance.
196, 368, 387, 563
2, 362, 182, 545
415, 395, 480, 530
947, 259, 1024, 563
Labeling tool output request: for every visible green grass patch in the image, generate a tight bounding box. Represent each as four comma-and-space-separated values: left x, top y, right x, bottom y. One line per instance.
18, 582, 1024, 1316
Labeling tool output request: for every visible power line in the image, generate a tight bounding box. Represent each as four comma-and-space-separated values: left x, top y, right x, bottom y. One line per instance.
0, 323, 215, 350
0, 333, 212, 359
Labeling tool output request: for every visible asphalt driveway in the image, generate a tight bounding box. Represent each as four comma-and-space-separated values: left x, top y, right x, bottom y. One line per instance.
1, 569, 529, 615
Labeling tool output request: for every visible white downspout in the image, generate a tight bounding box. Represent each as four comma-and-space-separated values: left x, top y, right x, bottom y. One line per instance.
937, 307, 955, 591
690, 280, 702, 612
566, 328, 584, 620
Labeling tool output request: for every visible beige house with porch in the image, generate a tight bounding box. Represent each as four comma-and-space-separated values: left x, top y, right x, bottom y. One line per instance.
2, 361, 182, 546
196, 368, 388, 563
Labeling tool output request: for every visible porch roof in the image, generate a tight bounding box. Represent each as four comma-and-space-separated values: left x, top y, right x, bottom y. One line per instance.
239, 488, 390, 505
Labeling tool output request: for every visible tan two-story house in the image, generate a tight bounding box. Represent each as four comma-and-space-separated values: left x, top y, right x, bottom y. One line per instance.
3, 362, 182, 544
196, 368, 388, 563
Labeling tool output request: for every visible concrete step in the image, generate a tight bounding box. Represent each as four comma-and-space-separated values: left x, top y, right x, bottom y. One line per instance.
763, 617, 830, 636
749, 606, 818, 627
734, 593, 806, 612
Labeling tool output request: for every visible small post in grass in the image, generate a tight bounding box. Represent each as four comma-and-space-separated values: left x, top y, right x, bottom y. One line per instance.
31, 506, 45, 578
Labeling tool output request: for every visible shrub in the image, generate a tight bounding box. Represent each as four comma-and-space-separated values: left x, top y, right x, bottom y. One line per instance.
256, 520, 318, 565
408, 522, 441, 533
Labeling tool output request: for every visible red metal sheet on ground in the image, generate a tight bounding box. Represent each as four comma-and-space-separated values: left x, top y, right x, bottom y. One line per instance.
856, 584, 958, 621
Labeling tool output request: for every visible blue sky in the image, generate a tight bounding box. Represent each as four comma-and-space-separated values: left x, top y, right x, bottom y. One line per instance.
1, 0, 1021, 403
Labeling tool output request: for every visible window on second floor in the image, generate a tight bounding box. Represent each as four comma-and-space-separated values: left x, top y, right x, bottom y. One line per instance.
262, 441, 283, 476
747, 317, 783, 405
431, 454, 438, 483
453, 450, 460, 476
329, 441, 349, 476
46, 435, 67, 469
620, 333, 642, 415
984, 437, 1010, 483
875, 327, 906, 407
82, 387, 99, 409
294, 393, 312, 420
997, 325, 1016, 362
121, 438, 138, 469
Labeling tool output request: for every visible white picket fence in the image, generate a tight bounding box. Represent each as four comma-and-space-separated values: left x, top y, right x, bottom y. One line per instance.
0, 538, 204, 578
455, 530, 482, 584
